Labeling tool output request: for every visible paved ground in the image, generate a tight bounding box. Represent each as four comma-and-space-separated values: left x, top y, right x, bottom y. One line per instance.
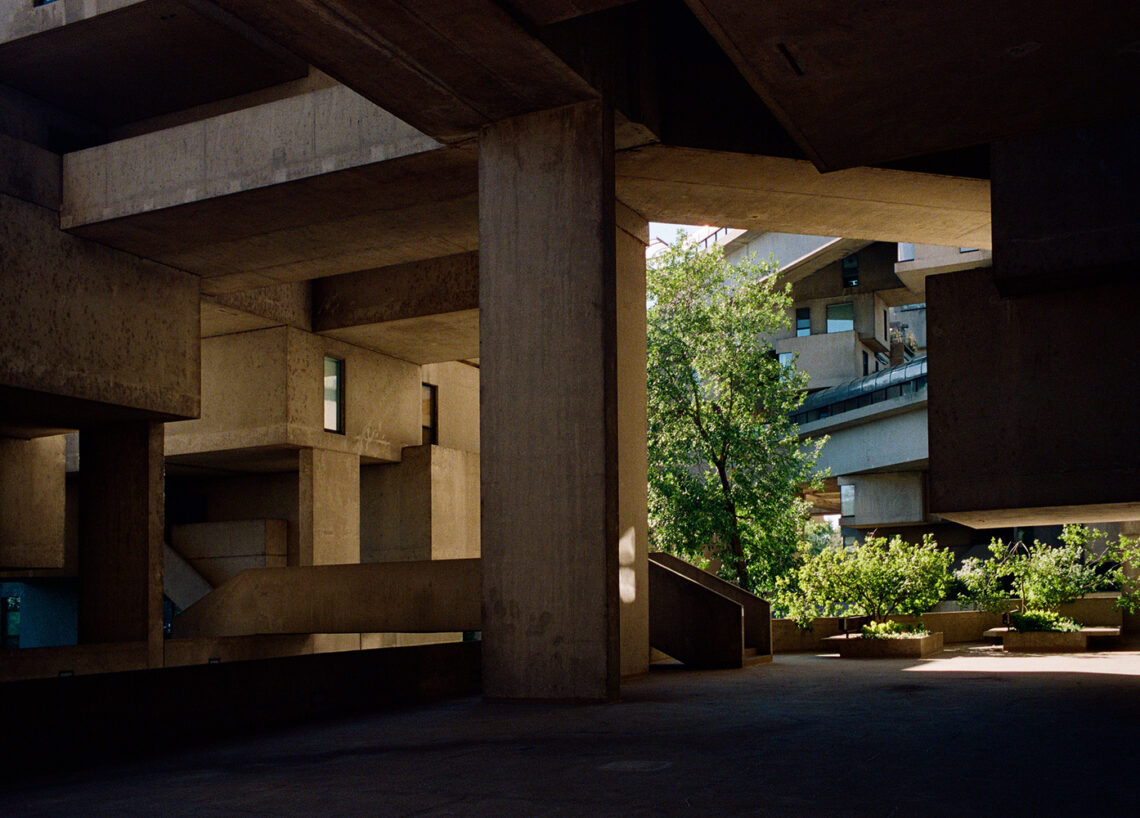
5, 643, 1140, 816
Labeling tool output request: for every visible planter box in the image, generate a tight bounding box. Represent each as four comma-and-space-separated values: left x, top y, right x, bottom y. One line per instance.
1001, 626, 1120, 652
822, 632, 943, 658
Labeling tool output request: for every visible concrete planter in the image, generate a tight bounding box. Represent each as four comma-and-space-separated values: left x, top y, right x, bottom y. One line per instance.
1000, 626, 1120, 652
823, 632, 943, 658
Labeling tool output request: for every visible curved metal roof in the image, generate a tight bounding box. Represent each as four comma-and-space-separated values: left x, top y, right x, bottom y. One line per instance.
797, 355, 927, 415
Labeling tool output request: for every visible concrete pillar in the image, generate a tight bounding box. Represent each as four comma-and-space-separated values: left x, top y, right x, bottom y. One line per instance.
298, 448, 360, 565
0, 435, 66, 569
78, 422, 164, 666
480, 99, 620, 700
616, 202, 649, 678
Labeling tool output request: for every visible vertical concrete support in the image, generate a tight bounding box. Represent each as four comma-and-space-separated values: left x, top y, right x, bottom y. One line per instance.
616, 202, 649, 677
480, 100, 619, 700
0, 435, 66, 569
298, 448, 360, 565
78, 422, 164, 666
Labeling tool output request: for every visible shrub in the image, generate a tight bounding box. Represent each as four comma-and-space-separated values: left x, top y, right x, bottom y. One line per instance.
1010, 609, 1081, 633
1106, 534, 1140, 615
775, 534, 952, 628
860, 620, 929, 639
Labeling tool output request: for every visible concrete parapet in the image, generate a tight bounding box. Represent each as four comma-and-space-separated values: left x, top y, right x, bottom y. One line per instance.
0, 640, 149, 683
173, 558, 481, 638
648, 560, 743, 668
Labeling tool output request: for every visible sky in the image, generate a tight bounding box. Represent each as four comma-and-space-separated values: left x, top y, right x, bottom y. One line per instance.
648, 222, 701, 245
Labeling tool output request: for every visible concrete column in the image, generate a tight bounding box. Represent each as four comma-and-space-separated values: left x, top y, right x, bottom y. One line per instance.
616, 201, 649, 678
78, 422, 164, 666
0, 435, 66, 569
298, 448, 360, 565
480, 99, 619, 700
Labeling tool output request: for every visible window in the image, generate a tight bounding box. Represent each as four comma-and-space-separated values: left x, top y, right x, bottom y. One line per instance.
959, 247, 979, 253
422, 383, 438, 445
897, 242, 915, 262
795, 307, 810, 337
841, 255, 859, 287
826, 302, 854, 333
840, 484, 855, 518
862, 351, 869, 376
323, 356, 344, 433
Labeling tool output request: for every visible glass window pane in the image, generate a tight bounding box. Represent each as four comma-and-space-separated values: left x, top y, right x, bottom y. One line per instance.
324, 356, 344, 433
826, 302, 854, 333
840, 484, 855, 517
795, 307, 811, 337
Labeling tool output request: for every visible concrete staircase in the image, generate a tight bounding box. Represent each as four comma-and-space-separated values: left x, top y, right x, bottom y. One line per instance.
648, 552, 772, 668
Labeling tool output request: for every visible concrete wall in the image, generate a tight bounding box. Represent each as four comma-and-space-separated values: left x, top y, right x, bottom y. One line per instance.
928, 268, 1140, 527
360, 445, 480, 563
0, 193, 199, 420
299, 448, 360, 565
0, 435, 65, 568
420, 361, 479, 453
170, 520, 287, 587
724, 232, 834, 269
166, 326, 421, 462
773, 330, 862, 389
839, 472, 926, 528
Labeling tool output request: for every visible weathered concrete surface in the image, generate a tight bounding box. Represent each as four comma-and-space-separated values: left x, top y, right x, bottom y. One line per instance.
314, 253, 479, 364
165, 327, 421, 465
825, 632, 943, 658
616, 202, 649, 677
420, 361, 479, 454
802, 401, 928, 475
648, 560, 743, 668
202, 281, 312, 338
650, 552, 770, 657
0, 435, 65, 569
479, 100, 618, 700
615, 144, 992, 249
839, 471, 926, 528
299, 448, 360, 566
163, 544, 213, 612
170, 519, 288, 587
78, 422, 164, 667
0, 0, 307, 130
0, 194, 199, 423
928, 268, 1140, 527
172, 559, 481, 638
1003, 631, 1089, 653
13, 645, 1140, 814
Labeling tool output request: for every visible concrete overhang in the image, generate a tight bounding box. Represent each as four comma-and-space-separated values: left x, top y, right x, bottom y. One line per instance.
0, 0, 308, 130
684, 0, 1140, 170
62, 85, 478, 294
938, 503, 1140, 530
615, 145, 992, 249
777, 237, 874, 287
204, 0, 599, 142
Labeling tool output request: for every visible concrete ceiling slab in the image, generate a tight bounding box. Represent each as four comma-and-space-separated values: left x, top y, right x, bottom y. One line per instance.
616, 144, 992, 248
205, 0, 597, 141
0, 0, 308, 129
323, 310, 480, 365
684, 1, 1140, 169
69, 146, 479, 294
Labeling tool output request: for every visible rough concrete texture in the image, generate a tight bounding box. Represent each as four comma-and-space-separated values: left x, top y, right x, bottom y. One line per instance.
8, 645, 1140, 815
0, 194, 199, 421
0, 435, 65, 568
298, 448, 360, 566
826, 632, 943, 658
170, 519, 287, 587
165, 326, 420, 464
480, 101, 619, 700
420, 361, 480, 454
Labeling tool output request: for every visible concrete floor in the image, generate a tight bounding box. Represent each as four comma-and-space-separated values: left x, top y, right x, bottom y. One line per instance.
6, 643, 1140, 816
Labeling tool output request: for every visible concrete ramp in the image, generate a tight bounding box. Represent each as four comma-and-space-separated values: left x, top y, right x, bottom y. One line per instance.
173, 559, 480, 638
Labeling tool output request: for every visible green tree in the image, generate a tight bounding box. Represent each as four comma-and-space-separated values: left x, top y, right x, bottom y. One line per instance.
646, 240, 824, 593
774, 534, 952, 627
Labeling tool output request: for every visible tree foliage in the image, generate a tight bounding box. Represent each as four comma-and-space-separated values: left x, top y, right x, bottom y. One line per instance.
774, 534, 952, 626
646, 240, 824, 593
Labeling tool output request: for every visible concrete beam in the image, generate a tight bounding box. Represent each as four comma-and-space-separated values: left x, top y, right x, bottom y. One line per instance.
314, 252, 479, 363
616, 144, 992, 249
205, 0, 597, 141
480, 100, 619, 700
0, 193, 200, 425
172, 559, 481, 638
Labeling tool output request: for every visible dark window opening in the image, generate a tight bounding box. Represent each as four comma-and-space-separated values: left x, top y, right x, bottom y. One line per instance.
795, 307, 811, 337
323, 356, 345, 433
826, 302, 854, 333
422, 383, 438, 445
841, 255, 859, 288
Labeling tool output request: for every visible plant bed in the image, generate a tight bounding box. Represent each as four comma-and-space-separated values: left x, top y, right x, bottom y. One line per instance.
823, 632, 943, 658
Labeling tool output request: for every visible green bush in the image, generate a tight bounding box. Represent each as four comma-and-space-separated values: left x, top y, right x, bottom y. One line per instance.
860, 620, 929, 639
775, 534, 952, 628
1010, 609, 1081, 633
